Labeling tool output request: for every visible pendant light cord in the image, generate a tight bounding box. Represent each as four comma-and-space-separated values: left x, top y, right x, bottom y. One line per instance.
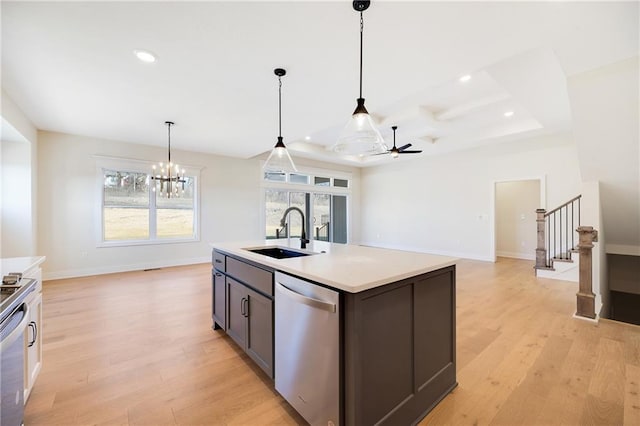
167, 122, 172, 166
278, 76, 282, 137
359, 11, 364, 99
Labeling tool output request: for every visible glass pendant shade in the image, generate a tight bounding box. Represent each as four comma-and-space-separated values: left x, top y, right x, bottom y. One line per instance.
264, 136, 297, 173
334, 98, 387, 155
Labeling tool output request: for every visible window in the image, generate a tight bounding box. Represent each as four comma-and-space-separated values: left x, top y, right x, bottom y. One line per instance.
103, 170, 150, 240
262, 168, 350, 244
97, 157, 199, 246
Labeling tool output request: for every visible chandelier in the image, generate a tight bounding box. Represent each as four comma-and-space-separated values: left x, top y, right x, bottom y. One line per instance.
151, 121, 186, 198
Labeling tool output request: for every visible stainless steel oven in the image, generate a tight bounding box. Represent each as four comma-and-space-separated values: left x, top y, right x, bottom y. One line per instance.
1, 278, 35, 426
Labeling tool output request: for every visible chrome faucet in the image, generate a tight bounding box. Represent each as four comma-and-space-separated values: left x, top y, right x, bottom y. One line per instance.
280, 207, 309, 249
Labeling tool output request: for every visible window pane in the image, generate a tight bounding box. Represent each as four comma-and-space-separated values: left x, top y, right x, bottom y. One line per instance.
103, 170, 150, 240
334, 178, 349, 188
314, 176, 330, 186
313, 194, 331, 241
264, 171, 286, 182
104, 208, 149, 240
332, 195, 348, 244
265, 189, 288, 239
104, 170, 149, 207
156, 177, 195, 238
289, 173, 310, 184
287, 192, 306, 238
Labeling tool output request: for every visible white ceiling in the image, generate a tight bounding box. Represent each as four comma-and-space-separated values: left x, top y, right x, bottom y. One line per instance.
2, 1, 638, 166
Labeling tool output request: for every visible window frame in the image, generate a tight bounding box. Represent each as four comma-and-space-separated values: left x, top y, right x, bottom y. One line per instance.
95, 155, 201, 247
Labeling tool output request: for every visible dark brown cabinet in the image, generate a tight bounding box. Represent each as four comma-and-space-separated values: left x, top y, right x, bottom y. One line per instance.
212, 250, 274, 379
212, 271, 226, 330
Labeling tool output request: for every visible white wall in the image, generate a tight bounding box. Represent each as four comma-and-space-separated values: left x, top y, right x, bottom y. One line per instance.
1, 139, 34, 256
495, 180, 540, 260
568, 56, 640, 253
360, 134, 582, 261
38, 131, 263, 279
1, 90, 38, 257
38, 131, 361, 279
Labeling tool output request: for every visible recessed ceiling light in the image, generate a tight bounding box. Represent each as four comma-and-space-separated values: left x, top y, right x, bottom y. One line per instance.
305, 136, 311, 141
459, 75, 471, 83
133, 49, 157, 63
504, 111, 514, 118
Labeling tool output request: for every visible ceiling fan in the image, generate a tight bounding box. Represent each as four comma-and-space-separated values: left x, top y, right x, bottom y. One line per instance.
378, 126, 423, 158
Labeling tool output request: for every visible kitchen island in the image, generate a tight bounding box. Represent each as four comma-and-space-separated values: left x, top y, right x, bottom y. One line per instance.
211, 241, 457, 425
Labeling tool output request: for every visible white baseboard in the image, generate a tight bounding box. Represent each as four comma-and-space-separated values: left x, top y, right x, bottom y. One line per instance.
496, 251, 536, 261
43, 256, 210, 281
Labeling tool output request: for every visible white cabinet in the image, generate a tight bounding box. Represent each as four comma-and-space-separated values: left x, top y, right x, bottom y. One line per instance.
24, 291, 42, 399
22, 263, 43, 401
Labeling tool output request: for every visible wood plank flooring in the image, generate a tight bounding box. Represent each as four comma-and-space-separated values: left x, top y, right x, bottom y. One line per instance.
25, 258, 640, 425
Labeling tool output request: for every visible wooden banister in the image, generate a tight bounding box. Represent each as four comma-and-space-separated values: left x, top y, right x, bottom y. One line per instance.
576, 226, 598, 319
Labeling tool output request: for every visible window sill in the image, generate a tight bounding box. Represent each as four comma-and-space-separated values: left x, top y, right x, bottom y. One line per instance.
97, 237, 199, 248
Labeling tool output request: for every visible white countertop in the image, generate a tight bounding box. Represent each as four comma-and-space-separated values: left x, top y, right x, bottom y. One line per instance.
211, 240, 457, 293
1, 256, 46, 278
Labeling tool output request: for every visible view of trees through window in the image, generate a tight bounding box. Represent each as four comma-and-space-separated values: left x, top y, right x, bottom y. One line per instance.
103, 169, 195, 242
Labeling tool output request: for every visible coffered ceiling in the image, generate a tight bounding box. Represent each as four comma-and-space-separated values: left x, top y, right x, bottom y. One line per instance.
2, 1, 637, 166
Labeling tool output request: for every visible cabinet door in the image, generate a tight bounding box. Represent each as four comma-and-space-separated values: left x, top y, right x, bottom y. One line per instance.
246, 287, 274, 378
25, 292, 43, 400
212, 271, 226, 330
226, 277, 247, 349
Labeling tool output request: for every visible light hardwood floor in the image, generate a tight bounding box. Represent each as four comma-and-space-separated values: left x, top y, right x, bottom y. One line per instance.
25, 258, 639, 425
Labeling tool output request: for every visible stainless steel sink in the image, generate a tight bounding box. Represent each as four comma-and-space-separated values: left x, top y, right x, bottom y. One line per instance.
245, 246, 314, 259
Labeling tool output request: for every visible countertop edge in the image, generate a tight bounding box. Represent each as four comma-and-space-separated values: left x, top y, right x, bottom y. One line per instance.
1, 256, 46, 277
211, 242, 458, 293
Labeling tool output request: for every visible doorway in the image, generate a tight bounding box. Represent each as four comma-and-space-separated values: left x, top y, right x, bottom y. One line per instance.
492, 178, 544, 261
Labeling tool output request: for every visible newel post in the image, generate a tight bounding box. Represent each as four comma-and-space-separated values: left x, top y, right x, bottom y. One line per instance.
535, 208, 547, 269
576, 226, 598, 319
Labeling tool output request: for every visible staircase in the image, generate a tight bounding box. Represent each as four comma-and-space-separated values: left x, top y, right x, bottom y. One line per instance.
535, 195, 581, 282
535, 194, 599, 320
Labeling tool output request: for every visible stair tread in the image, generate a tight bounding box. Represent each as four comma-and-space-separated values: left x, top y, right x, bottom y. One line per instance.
552, 257, 574, 263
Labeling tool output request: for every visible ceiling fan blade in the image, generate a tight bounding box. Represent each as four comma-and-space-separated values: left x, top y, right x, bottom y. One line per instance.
373, 151, 390, 156
398, 150, 422, 154
397, 143, 412, 151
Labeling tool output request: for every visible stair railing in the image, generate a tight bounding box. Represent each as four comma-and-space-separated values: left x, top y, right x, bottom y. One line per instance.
315, 221, 329, 242
535, 195, 581, 270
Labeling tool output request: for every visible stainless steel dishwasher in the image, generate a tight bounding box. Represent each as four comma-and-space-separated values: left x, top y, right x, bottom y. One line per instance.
275, 271, 340, 426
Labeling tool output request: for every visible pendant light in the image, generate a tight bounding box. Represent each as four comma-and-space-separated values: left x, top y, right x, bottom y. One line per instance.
263, 68, 297, 174
333, 0, 386, 156
151, 121, 186, 198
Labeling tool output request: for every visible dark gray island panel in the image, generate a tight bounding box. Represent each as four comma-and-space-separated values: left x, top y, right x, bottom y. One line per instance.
211, 246, 456, 425
344, 266, 456, 425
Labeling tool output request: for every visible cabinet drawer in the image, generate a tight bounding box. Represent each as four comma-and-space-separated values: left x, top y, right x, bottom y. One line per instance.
213, 250, 226, 272
226, 256, 273, 296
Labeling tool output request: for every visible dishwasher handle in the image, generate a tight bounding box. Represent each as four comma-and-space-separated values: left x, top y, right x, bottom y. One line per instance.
276, 282, 336, 313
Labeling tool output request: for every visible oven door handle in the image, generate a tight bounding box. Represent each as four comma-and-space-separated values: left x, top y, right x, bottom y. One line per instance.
0, 302, 30, 349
